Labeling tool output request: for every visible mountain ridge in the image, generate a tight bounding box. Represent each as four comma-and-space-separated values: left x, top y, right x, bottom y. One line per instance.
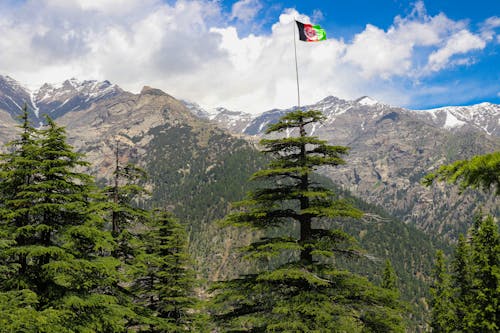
0, 74, 498, 239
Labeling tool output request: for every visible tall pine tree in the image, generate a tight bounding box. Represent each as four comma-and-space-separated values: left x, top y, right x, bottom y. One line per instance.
212, 110, 405, 332
430, 250, 455, 333
431, 217, 500, 333
0, 114, 134, 331
132, 209, 201, 332
468, 215, 500, 332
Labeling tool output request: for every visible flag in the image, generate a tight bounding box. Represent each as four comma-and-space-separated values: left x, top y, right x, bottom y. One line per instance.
296, 20, 326, 42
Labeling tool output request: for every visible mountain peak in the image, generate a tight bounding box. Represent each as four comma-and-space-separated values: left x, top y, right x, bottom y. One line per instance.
140, 86, 167, 96
355, 96, 379, 106
30, 78, 123, 120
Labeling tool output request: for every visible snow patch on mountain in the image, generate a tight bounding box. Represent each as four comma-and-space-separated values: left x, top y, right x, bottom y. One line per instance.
443, 110, 466, 128
356, 96, 379, 106
414, 102, 499, 135
30, 91, 39, 118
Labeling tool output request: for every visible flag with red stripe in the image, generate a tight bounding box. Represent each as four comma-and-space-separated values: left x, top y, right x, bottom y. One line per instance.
296, 20, 327, 42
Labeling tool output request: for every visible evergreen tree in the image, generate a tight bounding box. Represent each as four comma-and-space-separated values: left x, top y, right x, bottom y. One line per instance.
0, 115, 133, 331
430, 250, 455, 333
132, 209, 201, 332
212, 110, 405, 332
0, 106, 40, 291
102, 143, 149, 262
432, 216, 500, 333
381, 259, 398, 292
423, 150, 500, 195
467, 215, 500, 332
450, 234, 474, 331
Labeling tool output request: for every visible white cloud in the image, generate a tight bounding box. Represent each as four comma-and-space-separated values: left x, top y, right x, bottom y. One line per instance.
230, 0, 262, 23
427, 30, 486, 71
342, 6, 474, 79
0, 1, 496, 114
480, 16, 500, 41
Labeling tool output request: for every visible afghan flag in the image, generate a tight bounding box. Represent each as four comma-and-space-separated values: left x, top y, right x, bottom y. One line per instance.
296, 20, 326, 42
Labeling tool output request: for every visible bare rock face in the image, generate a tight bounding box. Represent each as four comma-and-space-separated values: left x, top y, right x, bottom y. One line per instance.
0, 110, 18, 150
56, 85, 204, 181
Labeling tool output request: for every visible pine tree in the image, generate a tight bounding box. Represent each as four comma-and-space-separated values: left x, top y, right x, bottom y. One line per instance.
381, 259, 398, 292
0, 114, 134, 331
102, 142, 149, 261
450, 234, 474, 331
0, 106, 40, 290
433, 216, 500, 333
430, 250, 455, 333
132, 209, 201, 332
212, 110, 405, 332
422, 151, 500, 195
467, 215, 500, 332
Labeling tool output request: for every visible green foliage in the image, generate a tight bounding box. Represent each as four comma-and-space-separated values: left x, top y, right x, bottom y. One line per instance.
212, 110, 405, 332
0, 111, 134, 331
430, 216, 500, 333
381, 259, 398, 293
131, 209, 201, 332
430, 250, 455, 332
423, 151, 500, 195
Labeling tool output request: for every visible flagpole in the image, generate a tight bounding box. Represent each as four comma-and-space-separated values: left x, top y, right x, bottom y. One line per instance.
293, 20, 301, 109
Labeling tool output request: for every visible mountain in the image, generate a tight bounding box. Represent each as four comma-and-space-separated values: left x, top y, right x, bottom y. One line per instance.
209, 96, 500, 238
0, 75, 35, 120
412, 103, 500, 136
210, 107, 253, 134
182, 101, 254, 134
0, 75, 123, 125
33, 84, 266, 281
1, 76, 498, 239
33, 78, 123, 121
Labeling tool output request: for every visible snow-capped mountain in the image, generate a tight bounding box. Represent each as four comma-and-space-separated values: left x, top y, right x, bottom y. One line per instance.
33, 78, 123, 121
0, 75, 34, 119
181, 100, 212, 119
181, 100, 255, 133
210, 107, 253, 134
241, 95, 391, 136
0, 75, 124, 124
206, 95, 498, 139
412, 103, 500, 136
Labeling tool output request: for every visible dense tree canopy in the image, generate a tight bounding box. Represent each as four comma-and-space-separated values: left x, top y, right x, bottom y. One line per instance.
430, 216, 500, 333
0, 109, 132, 331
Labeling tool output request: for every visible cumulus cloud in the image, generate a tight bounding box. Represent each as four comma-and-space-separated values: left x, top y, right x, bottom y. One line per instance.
0, 0, 497, 113
427, 30, 486, 71
230, 0, 262, 23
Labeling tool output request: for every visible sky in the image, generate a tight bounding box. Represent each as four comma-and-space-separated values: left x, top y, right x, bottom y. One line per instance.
0, 0, 499, 114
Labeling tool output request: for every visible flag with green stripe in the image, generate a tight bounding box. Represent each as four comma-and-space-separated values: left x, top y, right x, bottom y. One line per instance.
296, 20, 326, 42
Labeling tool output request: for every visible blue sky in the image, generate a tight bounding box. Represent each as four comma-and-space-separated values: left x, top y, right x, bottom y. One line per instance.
0, 0, 499, 113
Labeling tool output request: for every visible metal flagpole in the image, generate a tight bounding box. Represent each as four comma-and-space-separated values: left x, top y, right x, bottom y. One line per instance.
293, 20, 301, 109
